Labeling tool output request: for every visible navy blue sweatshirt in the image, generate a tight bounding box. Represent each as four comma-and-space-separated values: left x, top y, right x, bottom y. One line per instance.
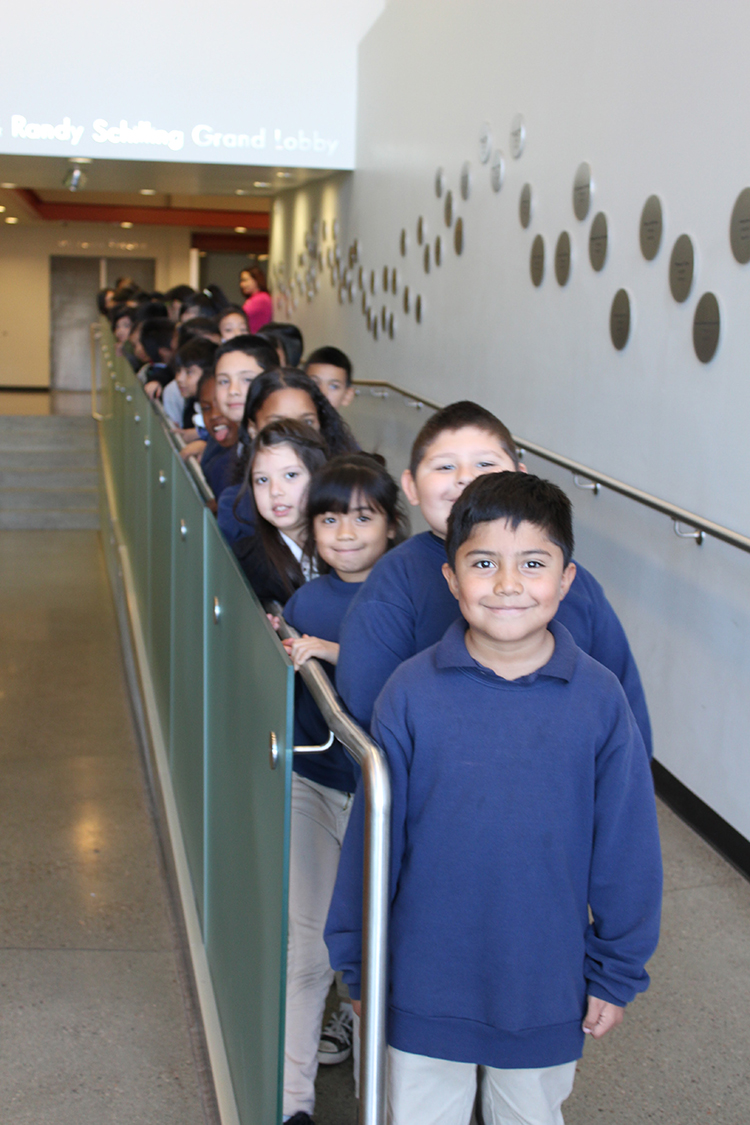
337, 531, 652, 756
284, 573, 360, 793
325, 619, 662, 1069
218, 483, 256, 544
201, 438, 237, 500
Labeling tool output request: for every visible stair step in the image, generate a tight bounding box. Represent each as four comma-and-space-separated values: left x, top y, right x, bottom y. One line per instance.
0, 450, 97, 470
0, 487, 98, 511
0, 509, 100, 530
0, 468, 98, 488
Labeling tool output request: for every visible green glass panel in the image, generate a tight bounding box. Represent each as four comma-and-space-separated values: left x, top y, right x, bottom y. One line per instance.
204, 516, 292, 1125
147, 417, 174, 744
170, 457, 208, 924
123, 390, 151, 623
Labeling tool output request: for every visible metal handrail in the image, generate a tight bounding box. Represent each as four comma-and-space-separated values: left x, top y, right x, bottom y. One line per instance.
274, 613, 391, 1125
353, 379, 750, 554
150, 398, 216, 505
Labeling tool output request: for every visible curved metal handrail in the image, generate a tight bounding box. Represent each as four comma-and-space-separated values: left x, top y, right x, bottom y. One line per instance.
353, 379, 750, 554
274, 612, 390, 1125
150, 398, 216, 505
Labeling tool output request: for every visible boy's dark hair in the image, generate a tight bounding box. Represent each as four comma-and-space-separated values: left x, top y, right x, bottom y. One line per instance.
175, 336, 217, 375
261, 322, 304, 366
217, 304, 249, 326
110, 304, 133, 329
243, 368, 358, 457
97, 287, 114, 314
165, 284, 196, 305
197, 370, 216, 400
133, 299, 169, 323
306, 453, 409, 567
214, 333, 280, 373
409, 401, 519, 478
445, 472, 574, 569
305, 346, 352, 385
177, 317, 220, 347
139, 317, 176, 362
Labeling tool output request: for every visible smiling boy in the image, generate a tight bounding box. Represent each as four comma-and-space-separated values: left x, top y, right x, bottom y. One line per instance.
326, 472, 662, 1125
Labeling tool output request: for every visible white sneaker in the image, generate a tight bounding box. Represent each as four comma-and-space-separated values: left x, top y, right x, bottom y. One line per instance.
317, 1002, 354, 1065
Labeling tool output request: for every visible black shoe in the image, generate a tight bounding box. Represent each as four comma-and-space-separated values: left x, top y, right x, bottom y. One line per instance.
285, 1114, 315, 1125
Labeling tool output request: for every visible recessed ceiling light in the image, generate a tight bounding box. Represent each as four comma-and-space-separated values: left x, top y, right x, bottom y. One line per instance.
235, 188, 248, 195
121, 221, 133, 229
5, 216, 19, 224
253, 181, 271, 188
234, 226, 247, 233
139, 188, 156, 195
1, 182, 17, 189
69, 157, 92, 165
276, 171, 293, 179
0, 205, 5, 213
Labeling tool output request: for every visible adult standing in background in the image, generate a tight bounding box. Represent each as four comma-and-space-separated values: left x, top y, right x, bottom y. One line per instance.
240, 267, 273, 333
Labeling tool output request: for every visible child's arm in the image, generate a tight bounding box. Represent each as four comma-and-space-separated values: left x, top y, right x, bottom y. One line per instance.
282, 634, 339, 669
582, 996, 624, 1039
180, 439, 207, 461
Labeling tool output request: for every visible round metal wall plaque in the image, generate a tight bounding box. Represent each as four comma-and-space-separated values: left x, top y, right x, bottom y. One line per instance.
510, 113, 525, 158
382, 266, 389, 291
435, 167, 445, 198
669, 234, 694, 303
530, 235, 545, 286
381, 306, 387, 330
435, 235, 442, 266
444, 191, 453, 227
573, 162, 592, 221
326, 248, 333, 268
589, 212, 608, 271
415, 294, 423, 323
555, 232, 571, 286
479, 122, 492, 164
454, 217, 464, 255
372, 317, 378, 340
400, 228, 408, 256
388, 312, 395, 339
403, 286, 410, 314
639, 195, 663, 260
417, 216, 425, 245
352, 239, 360, 261
730, 188, 750, 263
423, 244, 431, 273
519, 183, 533, 229
366, 307, 372, 328
358, 266, 364, 289
693, 292, 720, 363
391, 267, 398, 294
490, 150, 505, 193
321, 221, 327, 241
610, 289, 631, 350
370, 269, 377, 295
333, 219, 340, 239
460, 162, 472, 201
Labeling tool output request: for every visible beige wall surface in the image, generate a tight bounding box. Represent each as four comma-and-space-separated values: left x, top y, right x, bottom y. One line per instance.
0, 223, 190, 386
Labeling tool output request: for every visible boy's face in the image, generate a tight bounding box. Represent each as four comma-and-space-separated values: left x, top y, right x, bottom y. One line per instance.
220, 312, 248, 341
402, 426, 522, 538
199, 378, 240, 448
307, 363, 354, 410
443, 518, 576, 650
214, 351, 264, 422
175, 363, 203, 398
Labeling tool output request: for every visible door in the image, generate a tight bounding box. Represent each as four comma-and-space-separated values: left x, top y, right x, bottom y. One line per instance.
50, 256, 102, 391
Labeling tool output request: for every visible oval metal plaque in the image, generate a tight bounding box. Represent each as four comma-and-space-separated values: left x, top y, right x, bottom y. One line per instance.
403, 286, 410, 314
400, 228, 408, 256
361, 291, 367, 314
333, 219, 340, 239
530, 235, 545, 286
479, 122, 492, 164
366, 308, 372, 329
372, 317, 378, 340
730, 188, 750, 263
693, 292, 720, 363
639, 195, 663, 260
435, 167, 445, 198
519, 183, 533, 229
370, 269, 377, 294
435, 235, 442, 267
417, 216, 425, 245
381, 306, 387, 330
454, 217, 464, 255
444, 190, 453, 228
573, 162, 592, 221
510, 113, 525, 158
415, 294, 423, 323
490, 150, 505, 193
555, 232, 572, 286
358, 266, 364, 289
388, 312, 395, 340
382, 265, 389, 291
321, 220, 327, 241
589, 212, 608, 271
391, 267, 398, 294
610, 289, 631, 350
669, 234, 694, 303
460, 162, 472, 201
423, 244, 431, 273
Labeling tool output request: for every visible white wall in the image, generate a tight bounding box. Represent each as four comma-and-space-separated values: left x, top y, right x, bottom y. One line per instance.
0, 0, 384, 169
0, 224, 190, 386
270, 0, 750, 839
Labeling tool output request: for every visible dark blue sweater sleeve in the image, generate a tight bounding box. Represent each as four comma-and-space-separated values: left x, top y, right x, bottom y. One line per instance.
337, 595, 417, 729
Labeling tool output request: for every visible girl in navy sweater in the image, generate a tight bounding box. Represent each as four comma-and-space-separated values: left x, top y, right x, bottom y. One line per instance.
279, 454, 407, 1125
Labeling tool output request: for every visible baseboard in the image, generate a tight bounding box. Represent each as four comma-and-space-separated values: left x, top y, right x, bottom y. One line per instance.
0, 384, 49, 392
652, 760, 750, 880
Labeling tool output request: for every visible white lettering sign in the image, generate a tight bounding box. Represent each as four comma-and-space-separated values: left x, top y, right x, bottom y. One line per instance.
92, 119, 184, 151
191, 124, 266, 150
12, 115, 84, 145
273, 128, 338, 156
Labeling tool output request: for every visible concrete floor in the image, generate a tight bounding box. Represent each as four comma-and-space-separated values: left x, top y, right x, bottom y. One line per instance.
0, 530, 211, 1125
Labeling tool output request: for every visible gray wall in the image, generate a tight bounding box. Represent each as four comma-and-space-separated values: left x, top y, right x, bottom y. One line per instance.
269, 0, 750, 840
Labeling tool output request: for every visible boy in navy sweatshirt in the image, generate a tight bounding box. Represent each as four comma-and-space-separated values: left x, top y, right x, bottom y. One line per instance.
336, 401, 652, 756
326, 472, 662, 1125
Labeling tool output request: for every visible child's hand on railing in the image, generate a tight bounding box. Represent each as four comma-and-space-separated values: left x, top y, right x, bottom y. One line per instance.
144, 380, 162, 400
281, 634, 340, 670
267, 612, 282, 631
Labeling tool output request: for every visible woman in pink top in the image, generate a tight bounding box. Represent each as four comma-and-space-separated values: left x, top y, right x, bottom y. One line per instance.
240, 266, 273, 333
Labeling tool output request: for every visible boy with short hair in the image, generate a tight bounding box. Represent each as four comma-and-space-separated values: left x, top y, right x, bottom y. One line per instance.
326, 471, 662, 1125
305, 346, 355, 410
336, 401, 652, 757
163, 336, 218, 436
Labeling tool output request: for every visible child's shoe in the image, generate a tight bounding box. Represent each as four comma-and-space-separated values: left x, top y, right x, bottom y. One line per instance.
317, 1001, 354, 1065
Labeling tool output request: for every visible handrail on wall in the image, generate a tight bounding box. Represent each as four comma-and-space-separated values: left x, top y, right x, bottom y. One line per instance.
353, 379, 750, 555
274, 612, 391, 1125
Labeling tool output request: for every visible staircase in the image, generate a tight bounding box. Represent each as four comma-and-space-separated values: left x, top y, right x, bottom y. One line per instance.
0, 416, 99, 530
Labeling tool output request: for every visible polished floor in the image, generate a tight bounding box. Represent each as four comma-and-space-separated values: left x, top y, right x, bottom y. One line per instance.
0, 530, 213, 1125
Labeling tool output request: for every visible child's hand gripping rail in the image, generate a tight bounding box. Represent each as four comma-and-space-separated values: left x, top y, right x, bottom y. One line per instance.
273, 607, 391, 1125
